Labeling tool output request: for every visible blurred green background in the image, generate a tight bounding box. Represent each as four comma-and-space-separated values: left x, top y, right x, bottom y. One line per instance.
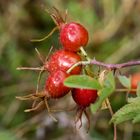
0, 0, 140, 140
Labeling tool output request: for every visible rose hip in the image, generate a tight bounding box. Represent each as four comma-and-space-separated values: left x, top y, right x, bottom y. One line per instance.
45, 70, 70, 98
45, 49, 81, 74
60, 22, 88, 52
72, 88, 98, 107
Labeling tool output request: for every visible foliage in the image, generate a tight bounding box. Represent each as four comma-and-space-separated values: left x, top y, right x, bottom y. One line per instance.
0, 130, 17, 140
91, 72, 115, 113
64, 75, 101, 90
118, 75, 131, 89
111, 96, 140, 124
110, 76, 140, 125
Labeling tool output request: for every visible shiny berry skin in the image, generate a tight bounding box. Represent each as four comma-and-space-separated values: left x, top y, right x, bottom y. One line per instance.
131, 73, 140, 93
45, 50, 82, 75
60, 22, 89, 52
72, 88, 98, 107
45, 70, 70, 98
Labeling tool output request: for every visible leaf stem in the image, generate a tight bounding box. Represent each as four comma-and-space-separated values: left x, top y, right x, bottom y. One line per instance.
67, 61, 89, 74
80, 47, 91, 61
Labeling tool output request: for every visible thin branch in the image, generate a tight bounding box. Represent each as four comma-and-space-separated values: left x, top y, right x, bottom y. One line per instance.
90, 59, 140, 70
105, 99, 117, 140
67, 59, 140, 74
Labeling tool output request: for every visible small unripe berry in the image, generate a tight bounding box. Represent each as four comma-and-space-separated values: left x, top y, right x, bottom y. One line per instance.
60, 22, 88, 52
45, 70, 70, 98
72, 88, 98, 107
45, 50, 82, 75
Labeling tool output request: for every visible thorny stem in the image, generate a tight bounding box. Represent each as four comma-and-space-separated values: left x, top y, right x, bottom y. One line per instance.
90, 59, 140, 70
67, 59, 140, 74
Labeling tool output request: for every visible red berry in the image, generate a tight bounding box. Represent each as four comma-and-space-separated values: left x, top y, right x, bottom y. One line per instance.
45, 50, 82, 75
60, 22, 88, 52
45, 70, 70, 98
131, 73, 140, 93
72, 88, 98, 107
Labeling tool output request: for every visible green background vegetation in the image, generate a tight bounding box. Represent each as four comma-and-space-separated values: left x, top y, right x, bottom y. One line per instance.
0, 0, 140, 140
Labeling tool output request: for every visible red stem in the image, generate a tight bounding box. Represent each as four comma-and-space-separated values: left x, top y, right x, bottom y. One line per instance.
90, 59, 140, 70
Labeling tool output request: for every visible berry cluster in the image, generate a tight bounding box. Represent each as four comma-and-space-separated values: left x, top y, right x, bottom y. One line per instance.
17, 8, 98, 131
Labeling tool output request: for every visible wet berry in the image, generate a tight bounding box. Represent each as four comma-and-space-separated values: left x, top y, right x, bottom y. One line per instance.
72, 88, 98, 107
45, 70, 70, 98
45, 49, 82, 75
60, 22, 88, 52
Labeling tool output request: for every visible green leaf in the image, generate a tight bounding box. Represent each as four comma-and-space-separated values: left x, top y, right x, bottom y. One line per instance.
110, 97, 140, 124
133, 114, 140, 123
112, 112, 138, 124
91, 72, 115, 113
118, 75, 131, 89
128, 97, 140, 103
64, 75, 101, 90
90, 87, 114, 113
104, 72, 115, 89
0, 130, 17, 140
136, 82, 140, 97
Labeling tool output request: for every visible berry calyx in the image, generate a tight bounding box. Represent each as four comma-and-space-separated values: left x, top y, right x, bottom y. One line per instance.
131, 73, 140, 93
72, 88, 98, 107
45, 49, 82, 74
60, 22, 89, 52
45, 70, 70, 98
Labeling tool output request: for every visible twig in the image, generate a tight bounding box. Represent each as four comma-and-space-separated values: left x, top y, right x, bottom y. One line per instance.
90, 59, 140, 70
105, 99, 117, 140
67, 59, 140, 74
